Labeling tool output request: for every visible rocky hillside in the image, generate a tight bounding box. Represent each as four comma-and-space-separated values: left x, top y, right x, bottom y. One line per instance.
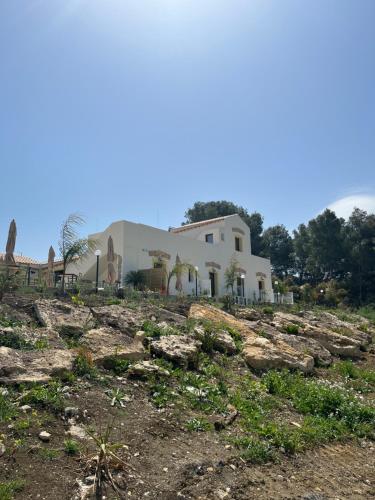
0, 295, 374, 499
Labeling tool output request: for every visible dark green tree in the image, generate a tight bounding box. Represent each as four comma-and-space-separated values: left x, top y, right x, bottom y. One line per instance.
261, 224, 294, 276
306, 209, 346, 282
293, 223, 311, 283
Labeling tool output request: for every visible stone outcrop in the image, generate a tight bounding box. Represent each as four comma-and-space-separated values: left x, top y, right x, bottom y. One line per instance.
193, 325, 237, 354
34, 299, 94, 332
81, 328, 145, 365
128, 360, 170, 378
150, 335, 201, 368
189, 303, 314, 372
243, 336, 314, 373
251, 322, 332, 367
0, 346, 75, 384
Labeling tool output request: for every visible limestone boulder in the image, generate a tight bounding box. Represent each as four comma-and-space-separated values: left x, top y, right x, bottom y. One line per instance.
189, 303, 259, 340
193, 326, 237, 354
34, 299, 94, 334
150, 335, 201, 367
251, 323, 332, 367
0, 346, 75, 384
128, 360, 170, 378
81, 327, 145, 365
243, 336, 314, 373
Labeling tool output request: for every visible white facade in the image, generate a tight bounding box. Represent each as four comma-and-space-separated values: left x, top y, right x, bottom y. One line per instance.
68, 214, 274, 302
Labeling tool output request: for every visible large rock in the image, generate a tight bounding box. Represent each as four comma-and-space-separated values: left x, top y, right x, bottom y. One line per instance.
243, 336, 314, 373
300, 326, 363, 358
128, 360, 170, 378
269, 312, 364, 358
81, 327, 145, 365
193, 325, 237, 354
0, 346, 74, 384
91, 304, 186, 336
150, 335, 201, 368
189, 303, 259, 339
252, 323, 332, 367
34, 299, 94, 333
190, 303, 314, 372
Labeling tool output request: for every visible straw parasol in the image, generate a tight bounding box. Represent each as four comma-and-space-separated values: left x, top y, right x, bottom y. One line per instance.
107, 235, 116, 283
175, 254, 183, 292
47, 246, 55, 287
5, 219, 17, 265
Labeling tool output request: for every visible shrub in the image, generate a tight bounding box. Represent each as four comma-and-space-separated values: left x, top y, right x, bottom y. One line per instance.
125, 270, 146, 290
262, 306, 274, 316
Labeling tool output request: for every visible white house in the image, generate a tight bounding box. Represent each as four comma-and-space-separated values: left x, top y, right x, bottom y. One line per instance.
68, 214, 274, 302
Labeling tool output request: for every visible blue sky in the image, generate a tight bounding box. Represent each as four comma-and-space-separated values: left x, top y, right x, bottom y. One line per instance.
0, 0, 374, 260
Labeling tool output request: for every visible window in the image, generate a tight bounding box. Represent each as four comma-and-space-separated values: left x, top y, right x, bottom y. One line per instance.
205, 233, 214, 244
220, 232, 225, 241
235, 236, 242, 252
188, 268, 193, 282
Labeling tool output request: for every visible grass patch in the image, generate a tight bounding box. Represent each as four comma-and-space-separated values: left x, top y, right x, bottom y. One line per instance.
0, 479, 26, 500
102, 355, 130, 375
233, 436, 274, 464
332, 360, 375, 392
38, 448, 60, 461
283, 324, 299, 335
64, 438, 80, 455
20, 381, 65, 412
0, 392, 17, 422
186, 417, 212, 432
263, 370, 375, 437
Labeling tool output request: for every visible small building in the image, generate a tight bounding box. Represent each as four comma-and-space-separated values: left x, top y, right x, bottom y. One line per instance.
68, 214, 274, 302
0, 252, 40, 284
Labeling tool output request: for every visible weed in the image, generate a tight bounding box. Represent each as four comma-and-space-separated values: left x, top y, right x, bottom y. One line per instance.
150, 380, 174, 408
186, 418, 212, 432
0, 392, 17, 422
262, 307, 274, 316
103, 355, 130, 375
73, 347, 97, 378
233, 436, 274, 464
38, 448, 60, 461
0, 479, 26, 500
283, 324, 299, 335
21, 381, 65, 412
64, 438, 80, 455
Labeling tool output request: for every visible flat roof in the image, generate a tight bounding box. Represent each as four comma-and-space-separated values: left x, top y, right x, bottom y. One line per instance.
171, 214, 237, 234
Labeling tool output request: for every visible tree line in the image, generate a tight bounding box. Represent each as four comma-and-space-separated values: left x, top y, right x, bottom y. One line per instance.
184, 201, 375, 306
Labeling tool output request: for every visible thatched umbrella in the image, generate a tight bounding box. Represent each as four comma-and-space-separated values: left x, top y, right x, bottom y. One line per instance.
107, 235, 116, 283
47, 246, 55, 287
175, 254, 183, 292
5, 219, 17, 265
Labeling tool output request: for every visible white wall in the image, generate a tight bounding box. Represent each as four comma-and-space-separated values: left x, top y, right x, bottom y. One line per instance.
67, 215, 273, 301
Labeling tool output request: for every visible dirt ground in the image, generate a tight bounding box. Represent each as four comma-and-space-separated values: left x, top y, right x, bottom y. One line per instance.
1, 375, 374, 500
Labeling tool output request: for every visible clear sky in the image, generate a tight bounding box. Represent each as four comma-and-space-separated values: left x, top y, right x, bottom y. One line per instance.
1, 0, 374, 260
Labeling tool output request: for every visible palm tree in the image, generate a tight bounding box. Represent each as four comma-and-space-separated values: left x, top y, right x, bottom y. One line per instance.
164, 260, 192, 296
124, 270, 146, 290
58, 213, 94, 292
